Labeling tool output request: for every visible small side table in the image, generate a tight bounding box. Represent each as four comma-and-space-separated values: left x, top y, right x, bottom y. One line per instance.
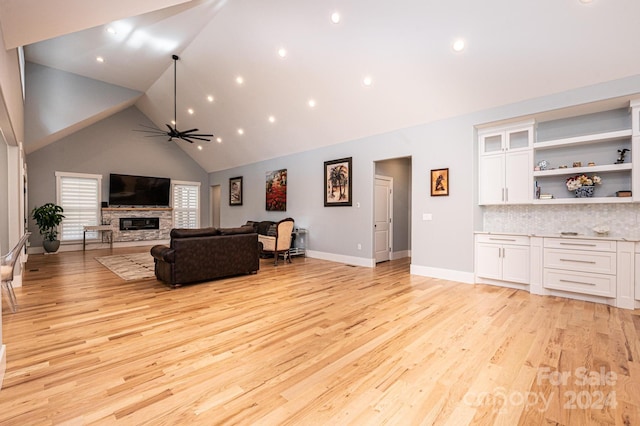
83, 225, 113, 251
289, 228, 307, 257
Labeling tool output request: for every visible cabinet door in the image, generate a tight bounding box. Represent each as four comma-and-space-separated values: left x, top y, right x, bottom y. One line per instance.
480, 131, 504, 154
502, 245, 530, 284
475, 243, 502, 280
504, 150, 532, 204
506, 127, 532, 151
478, 154, 505, 205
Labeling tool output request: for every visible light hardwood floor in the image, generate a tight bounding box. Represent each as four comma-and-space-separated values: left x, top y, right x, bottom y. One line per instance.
1, 247, 639, 425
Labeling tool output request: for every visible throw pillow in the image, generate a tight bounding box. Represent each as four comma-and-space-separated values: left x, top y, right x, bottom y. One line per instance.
267, 224, 277, 236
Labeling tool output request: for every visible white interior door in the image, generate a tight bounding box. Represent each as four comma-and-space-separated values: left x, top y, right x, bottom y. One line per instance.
375, 176, 392, 263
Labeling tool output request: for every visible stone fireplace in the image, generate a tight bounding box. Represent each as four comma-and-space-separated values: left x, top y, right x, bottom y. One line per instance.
101, 208, 172, 242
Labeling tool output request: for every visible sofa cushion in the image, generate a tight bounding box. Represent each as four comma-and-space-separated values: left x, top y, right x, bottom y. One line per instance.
170, 227, 220, 239
219, 225, 255, 235
267, 224, 277, 236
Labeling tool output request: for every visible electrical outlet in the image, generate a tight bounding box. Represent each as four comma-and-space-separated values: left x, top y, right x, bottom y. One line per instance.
357, 243, 362, 250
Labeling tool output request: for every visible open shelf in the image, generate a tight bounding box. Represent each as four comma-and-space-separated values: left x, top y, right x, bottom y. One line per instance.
533, 163, 631, 177
535, 129, 632, 150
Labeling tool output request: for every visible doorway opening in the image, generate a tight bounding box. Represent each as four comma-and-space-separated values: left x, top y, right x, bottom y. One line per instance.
374, 157, 412, 264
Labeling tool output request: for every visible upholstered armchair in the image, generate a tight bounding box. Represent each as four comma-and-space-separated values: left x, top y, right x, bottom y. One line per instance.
258, 218, 294, 265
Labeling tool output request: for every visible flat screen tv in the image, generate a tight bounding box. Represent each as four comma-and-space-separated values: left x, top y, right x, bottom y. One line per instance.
109, 173, 171, 207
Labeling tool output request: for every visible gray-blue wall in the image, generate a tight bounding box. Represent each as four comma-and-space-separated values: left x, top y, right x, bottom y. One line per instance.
210, 74, 640, 278
26, 106, 210, 247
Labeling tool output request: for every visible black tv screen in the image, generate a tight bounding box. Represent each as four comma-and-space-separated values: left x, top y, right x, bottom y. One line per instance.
109, 173, 171, 207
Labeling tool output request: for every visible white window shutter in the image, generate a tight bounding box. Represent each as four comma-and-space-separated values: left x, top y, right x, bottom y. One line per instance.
173, 183, 200, 229
56, 173, 101, 241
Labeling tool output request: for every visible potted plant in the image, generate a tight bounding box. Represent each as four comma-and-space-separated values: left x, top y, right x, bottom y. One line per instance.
31, 203, 65, 253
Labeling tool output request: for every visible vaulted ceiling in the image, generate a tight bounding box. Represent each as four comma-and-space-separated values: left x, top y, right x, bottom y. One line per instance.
3, 0, 640, 172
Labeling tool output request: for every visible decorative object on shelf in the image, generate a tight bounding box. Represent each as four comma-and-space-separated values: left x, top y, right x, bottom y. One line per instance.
572, 161, 582, 168
537, 160, 549, 171
616, 190, 632, 197
266, 169, 287, 211
229, 176, 243, 206
616, 148, 630, 164
566, 174, 601, 198
588, 161, 596, 166
31, 202, 65, 253
574, 186, 595, 198
539, 194, 554, 199
430, 168, 449, 196
324, 157, 352, 206
559, 165, 568, 169
592, 225, 609, 236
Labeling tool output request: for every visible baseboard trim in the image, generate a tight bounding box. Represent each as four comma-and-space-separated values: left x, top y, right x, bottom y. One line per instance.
0, 344, 6, 390
390, 250, 410, 260
306, 250, 375, 268
410, 264, 474, 284
28, 240, 170, 255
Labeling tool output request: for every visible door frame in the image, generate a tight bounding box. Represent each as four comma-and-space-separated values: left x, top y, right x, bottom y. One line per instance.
374, 174, 393, 263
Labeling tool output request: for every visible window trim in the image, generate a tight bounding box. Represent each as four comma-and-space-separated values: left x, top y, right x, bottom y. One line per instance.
55, 171, 103, 242
171, 180, 201, 229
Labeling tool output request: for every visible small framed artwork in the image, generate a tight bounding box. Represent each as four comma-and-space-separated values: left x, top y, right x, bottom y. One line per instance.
324, 157, 352, 207
430, 168, 449, 196
229, 176, 243, 206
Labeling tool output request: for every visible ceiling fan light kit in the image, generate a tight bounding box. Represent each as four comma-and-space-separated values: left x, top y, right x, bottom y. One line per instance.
135, 54, 214, 144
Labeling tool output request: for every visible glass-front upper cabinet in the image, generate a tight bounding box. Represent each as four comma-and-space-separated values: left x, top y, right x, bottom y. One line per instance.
479, 122, 534, 155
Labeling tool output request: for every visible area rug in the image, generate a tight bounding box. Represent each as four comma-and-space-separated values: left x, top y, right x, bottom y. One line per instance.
95, 253, 155, 281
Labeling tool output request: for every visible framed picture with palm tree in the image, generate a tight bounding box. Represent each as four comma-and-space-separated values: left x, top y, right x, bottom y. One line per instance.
324, 157, 352, 207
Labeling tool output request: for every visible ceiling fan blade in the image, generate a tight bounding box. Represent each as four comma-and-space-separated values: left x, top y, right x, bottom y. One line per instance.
183, 135, 211, 142
189, 133, 214, 138
179, 136, 195, 143
180, 128, 199, 134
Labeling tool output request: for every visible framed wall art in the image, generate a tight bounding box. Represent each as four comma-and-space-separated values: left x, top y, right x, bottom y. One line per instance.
430, 168, 449, 196
324, 157, 352, 207
266, 169, 287, 211
229, 176, 243, 206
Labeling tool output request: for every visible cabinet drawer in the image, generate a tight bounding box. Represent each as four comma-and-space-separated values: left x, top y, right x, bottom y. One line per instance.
544, 249, 616, 275
476, 234, 529, 245
544, 238, 615, 252
543, 269, 615, 297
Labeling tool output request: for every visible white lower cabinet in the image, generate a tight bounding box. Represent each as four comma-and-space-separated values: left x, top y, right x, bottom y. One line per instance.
475, 234, 530, 285
542, 237, 616, 298
475, 233, 637, 309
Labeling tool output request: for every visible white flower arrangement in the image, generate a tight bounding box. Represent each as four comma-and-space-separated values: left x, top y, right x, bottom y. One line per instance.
566, 174, 602, 191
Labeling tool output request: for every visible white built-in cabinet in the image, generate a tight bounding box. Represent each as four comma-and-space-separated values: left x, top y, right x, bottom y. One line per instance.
478, 122, 534, 205
478, 100, 640, 205
475, 234, 530, 285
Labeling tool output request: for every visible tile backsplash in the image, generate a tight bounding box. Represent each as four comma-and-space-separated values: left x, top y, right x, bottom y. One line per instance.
482, 204, 640, 237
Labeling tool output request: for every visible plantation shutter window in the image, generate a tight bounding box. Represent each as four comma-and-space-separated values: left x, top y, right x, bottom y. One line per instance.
55, 172, 102, 242
172, 181, 200, 229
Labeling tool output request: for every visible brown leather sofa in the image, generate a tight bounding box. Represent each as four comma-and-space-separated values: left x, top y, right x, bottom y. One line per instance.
150, 226, 259, 287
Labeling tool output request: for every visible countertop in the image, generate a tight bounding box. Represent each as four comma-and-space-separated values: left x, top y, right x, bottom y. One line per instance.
475, 231, 640, 242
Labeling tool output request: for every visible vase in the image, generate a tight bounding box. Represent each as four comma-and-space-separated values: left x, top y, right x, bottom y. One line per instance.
574, 186, 594, 198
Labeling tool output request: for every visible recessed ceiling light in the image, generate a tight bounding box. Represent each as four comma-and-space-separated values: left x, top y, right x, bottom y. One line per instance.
579, 0, 593, 3
197, 145, 203, 151
268, 115, 276, 123
236, 76, 244, 85
363, 76, 373, 87
96, 56, 105, 63
171, 120, 176, 125
187, 108, 194, 115
331, 12, 341, 24
308, 99, 316, 108
207, 95, 214, 102
452, 39, 465, 52
216, 137, 222, 143
106, 27, 117, 35
278, 47, 287, 58
237, 128, 244, 135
